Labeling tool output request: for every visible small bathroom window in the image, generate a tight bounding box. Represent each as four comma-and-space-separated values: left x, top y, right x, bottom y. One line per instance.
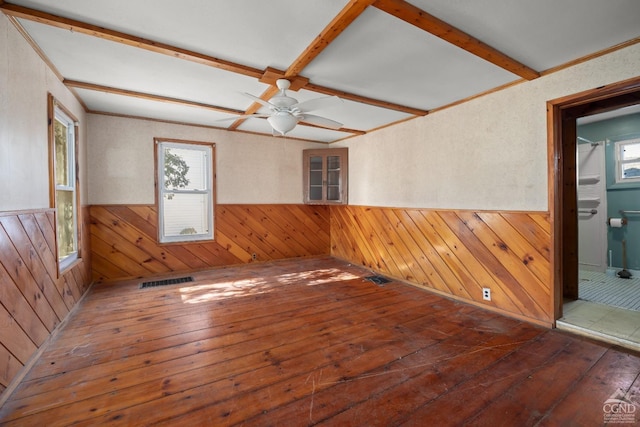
615, 138, 640, 183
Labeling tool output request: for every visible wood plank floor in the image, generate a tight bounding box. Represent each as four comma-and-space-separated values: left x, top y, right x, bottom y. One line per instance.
1, 256, 639, 426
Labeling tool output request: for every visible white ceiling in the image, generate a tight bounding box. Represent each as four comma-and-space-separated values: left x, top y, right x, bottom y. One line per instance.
3, 0, 640, 143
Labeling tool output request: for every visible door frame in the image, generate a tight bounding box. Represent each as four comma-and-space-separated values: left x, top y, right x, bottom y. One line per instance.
548, 75, 640, 321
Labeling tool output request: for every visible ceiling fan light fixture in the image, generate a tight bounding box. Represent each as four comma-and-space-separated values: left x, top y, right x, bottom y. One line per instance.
267, 112, 298, 135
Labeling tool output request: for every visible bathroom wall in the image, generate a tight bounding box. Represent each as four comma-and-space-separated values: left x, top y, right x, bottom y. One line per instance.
578, 112, 640, 271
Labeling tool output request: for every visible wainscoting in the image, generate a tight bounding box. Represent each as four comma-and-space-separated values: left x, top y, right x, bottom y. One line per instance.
330, 206, 553, 325
89, 204, 554, 326
0, 208, 92, 397
89, 204, 331, 282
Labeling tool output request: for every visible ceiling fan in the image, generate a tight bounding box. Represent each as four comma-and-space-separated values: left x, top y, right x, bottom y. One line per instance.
237, 79, 344, 136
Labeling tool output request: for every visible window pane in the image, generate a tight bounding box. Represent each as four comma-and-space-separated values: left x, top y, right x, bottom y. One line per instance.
327, 156, 340, 171
309, 186, 323, 200
310, 170, 322, 186
327, 170, 340, 186
327, 186, 340, 201
54, 118, 69, 186
56, 189, 76, 260
310, 156, 322, 171
622, 161, 640, 179
621, 142, 640, 160
164, 147, 208, 191
162, 193, 210, 237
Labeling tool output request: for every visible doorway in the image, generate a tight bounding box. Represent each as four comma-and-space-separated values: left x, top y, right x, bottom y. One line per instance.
549, 75, 640, 349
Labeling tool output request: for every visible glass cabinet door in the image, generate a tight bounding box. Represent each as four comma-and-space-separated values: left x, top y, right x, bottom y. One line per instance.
303, 148, 348, 205
309, 155, 324, 201
326, 155, 341, 201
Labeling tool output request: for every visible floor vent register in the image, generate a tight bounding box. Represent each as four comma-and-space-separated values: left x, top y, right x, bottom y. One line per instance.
363, 275, 392, 286
140, 276, 194, 289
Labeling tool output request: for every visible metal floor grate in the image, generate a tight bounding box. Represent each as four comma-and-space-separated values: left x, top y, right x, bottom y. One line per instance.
363, 275, 392, 286
140, 276, 194, 289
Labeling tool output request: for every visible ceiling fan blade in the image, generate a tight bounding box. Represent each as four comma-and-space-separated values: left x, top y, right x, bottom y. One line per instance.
241, 92, 274, 108
298, 114, 343, 130
294, 96, 343, 113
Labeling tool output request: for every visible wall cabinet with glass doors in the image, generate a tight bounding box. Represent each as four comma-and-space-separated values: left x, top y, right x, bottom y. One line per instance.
303, 148, 348, 205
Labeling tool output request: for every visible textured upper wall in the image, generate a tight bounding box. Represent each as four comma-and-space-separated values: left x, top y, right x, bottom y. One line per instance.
336, 43, 640, 211
0, 14, 86, 211
86, 115, 324, 205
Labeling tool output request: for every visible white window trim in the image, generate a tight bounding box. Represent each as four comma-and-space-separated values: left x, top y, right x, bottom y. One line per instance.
157, 140, 214, 243
615, 137, 640, 184
54, 105, 78, 271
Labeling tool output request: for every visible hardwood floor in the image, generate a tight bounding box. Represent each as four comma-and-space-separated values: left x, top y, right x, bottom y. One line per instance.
1, 256, 638, 426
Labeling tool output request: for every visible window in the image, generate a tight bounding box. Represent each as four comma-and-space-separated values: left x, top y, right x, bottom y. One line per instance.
156, 139, 215, 243
50, 96, 79, 271
303, 148, 348, 205
616, 138, 640, 183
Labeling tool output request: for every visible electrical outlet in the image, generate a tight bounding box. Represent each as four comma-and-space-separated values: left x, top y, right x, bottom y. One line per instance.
482, 288, 491, 301
251, 253, 257, 261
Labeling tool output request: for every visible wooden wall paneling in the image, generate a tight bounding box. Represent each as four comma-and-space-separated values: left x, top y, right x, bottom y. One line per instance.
17, 214, 59, 292
32, 212, 56, 259
90, 208, 175, 276
105, 205, 158, 238
90, 204, 331, 282
354, 207, 404, 275
451, 211, 550, 320
90, 234, 160, 279
476, 212, 551, 289
0, 216, 68, 320
0, 302, 38, 365
216, 206, 279, 262
440, 211, 548, 319
331, 206, 383, 271
290, 205, 331, 241
62, 270, 82, 302
528, 213, 551, 235
215, 206, 288, 260
399, 209, 472, 297
413, 210, 480, 297
0, 262, 49, 346
262, 205, 328, 254
0, 224, 59, 332
239, 205, 307, 258
179, 242, 239, 268
420, 211, 521, 314
90, 252, 131, 282
0, 208, 92, 405
0, 344, 22, 390
331, 206, 553, 324
399, 209, 463, 292
376, 208, 432, 285
501, 213, 551, 261
214, 226, 261, 263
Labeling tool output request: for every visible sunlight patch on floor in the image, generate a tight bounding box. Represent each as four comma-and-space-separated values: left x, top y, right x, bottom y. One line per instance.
179, 277, 271, 304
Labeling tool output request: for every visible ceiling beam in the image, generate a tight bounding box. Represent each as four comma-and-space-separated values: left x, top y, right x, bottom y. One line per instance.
233, 0, 427, 131
305, 82, 428, 116
373, 0, 540, 80
233, 0, 378, 130
0, 2, 264, 79
63, 80, 246, 115
4, 0, 430, 136
285, 0, 377, 78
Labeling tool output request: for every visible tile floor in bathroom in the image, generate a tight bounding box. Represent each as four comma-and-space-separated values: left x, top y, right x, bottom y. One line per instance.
557, 270, 640, 352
